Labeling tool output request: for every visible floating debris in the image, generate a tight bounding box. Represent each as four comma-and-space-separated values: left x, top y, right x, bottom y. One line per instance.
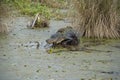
27, 13, 49, 29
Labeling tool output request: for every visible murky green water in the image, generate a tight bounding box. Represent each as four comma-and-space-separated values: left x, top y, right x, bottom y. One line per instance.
0, 17, 120, 80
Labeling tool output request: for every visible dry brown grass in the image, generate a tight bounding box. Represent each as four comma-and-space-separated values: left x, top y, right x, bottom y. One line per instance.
0, 23, 8, 33
0, 4, 9, 33
71, 0, 120, 39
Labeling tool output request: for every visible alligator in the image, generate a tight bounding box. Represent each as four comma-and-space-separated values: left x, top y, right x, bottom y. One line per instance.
46, 26, 80, 50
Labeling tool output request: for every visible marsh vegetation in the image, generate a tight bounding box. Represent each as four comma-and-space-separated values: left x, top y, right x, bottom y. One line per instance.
1, 0, 120, 39
70, 0, 120, 39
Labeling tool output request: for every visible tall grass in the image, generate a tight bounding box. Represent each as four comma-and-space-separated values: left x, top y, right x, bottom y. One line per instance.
71, 0, 120, 39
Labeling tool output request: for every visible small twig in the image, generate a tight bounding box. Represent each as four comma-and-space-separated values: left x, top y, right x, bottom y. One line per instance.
31, 13, 40, 28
